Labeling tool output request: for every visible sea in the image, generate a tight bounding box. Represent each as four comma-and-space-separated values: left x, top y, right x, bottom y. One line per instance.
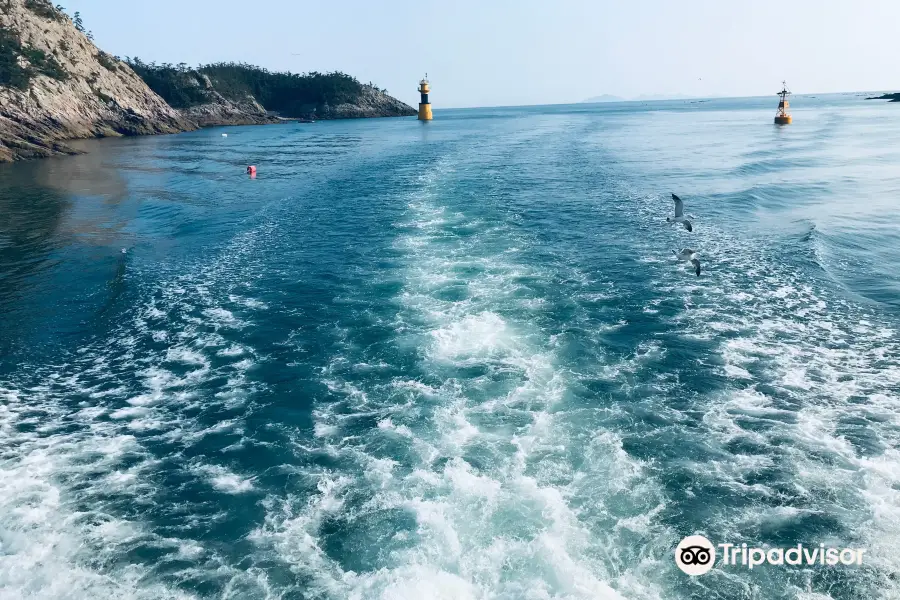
1, 94, 899, 600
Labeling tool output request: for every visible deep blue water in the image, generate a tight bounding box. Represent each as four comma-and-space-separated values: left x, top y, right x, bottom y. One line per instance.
1, 94, 899, 599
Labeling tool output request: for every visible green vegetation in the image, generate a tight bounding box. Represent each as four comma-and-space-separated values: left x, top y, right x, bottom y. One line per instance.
123, 60, 211, 108
0, 28, 31, 89
24, 0, 64, 21
0, 25, 68, 90
125, 60, 368, 117
68, 9, 93, 40
96, 51, 118, 72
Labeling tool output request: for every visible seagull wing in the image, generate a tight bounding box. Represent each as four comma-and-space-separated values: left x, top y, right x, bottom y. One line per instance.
683, 220, 692, 232
672, 193, 684, 217
690, 258, 701, 276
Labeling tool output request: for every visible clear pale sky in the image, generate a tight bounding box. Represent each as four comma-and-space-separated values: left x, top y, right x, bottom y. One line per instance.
61, 0, 900, 108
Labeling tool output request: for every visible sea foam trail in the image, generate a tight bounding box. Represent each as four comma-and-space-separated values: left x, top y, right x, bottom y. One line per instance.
570, 164, 900, 597
0, 136, 459, 599
0, 214, 281, 598
252, 150, 675, 599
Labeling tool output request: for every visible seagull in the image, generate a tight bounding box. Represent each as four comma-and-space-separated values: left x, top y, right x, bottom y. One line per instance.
667, 193, 695, 232
673, 248, 701, 276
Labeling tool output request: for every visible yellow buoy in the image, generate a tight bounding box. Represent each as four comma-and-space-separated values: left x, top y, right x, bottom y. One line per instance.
418, 75, 433, 121
774, 81, 792, 125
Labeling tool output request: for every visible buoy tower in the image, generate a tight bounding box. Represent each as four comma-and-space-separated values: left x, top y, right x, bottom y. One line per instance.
774, 81, 792, 125
418, 74, 432, 121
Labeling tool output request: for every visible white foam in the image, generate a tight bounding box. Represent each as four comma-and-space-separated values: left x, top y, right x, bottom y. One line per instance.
0, 385, 191, 600
228, 294, 268, 310
369, 567, 478, 600
443, 458, 501, 502
429, 312, 520, 363
217, 345, 246, 357
202, 307, 244, 328
233, 358, 255, 371
109, 406, 151, 420
313, 422, 339, 438
195, 464, 255, 494
378, 418, 414, 437
0, 214, 286, 597
724, 364, 752, 379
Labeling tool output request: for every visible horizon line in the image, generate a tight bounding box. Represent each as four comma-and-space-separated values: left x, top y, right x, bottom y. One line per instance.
430, 89, 894, 111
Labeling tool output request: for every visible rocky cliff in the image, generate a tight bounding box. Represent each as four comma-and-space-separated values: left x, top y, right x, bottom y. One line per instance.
0, 0, 195, 162
0, 0, 416, 163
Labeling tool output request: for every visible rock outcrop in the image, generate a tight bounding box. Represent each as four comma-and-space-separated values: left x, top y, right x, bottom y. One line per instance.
315, 84, 417, 119
0, 0, 194, 162
866, 93, 900, 102
173, 73, 277, 127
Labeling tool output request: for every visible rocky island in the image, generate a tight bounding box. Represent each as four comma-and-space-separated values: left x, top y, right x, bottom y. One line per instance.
866, 93, 900, 102
127, 61, 416, 126
0, 0, 416, 162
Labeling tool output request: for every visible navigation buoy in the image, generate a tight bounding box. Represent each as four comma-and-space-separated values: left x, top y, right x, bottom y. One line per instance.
774, 81, 792, 125
417, 75, 432, 121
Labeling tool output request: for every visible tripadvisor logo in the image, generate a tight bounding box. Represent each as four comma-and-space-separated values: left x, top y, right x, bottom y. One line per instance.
675, 535, 716, 576
675, 536, 867, 576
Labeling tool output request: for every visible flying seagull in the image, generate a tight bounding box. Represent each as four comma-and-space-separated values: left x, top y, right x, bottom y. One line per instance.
667, 193, 695, 232
673, 248, 701, 276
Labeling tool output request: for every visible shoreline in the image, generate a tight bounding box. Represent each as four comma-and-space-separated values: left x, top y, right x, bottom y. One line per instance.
0, 112, 416, 164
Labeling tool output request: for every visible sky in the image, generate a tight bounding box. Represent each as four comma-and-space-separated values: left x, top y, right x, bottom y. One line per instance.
60, 0, 900, 109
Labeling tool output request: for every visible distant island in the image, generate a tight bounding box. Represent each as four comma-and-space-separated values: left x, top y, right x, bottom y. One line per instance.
0, 0, 415, 162
634, 93, 700, 101
866, 93, 900, 102
581, 93, 696, 103
582, 94, 624, 103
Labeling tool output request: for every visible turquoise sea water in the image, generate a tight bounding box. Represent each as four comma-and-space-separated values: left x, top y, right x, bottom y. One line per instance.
1, 94, 899, 599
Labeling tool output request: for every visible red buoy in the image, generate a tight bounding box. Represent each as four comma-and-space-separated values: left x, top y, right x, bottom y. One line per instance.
247, 165, 257, 175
